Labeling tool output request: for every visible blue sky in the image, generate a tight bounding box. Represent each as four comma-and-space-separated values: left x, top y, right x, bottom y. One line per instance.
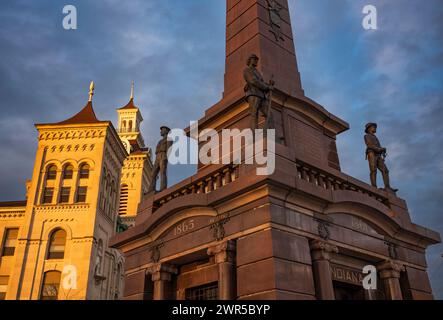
0, 0, 442, 298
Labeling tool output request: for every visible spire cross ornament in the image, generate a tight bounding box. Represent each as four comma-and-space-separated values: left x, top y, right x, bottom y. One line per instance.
88, 81, 95, 102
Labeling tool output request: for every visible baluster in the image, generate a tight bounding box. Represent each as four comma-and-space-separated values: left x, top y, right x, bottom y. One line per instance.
224, 169, 232, 184
197, 182, 205, 194
318, 175, 325, 188
301, 167, 308, 181
309, 170, 316, 184
216, 174, 223, 189
325, 177, 332, 190
296, 164, 302, 179
333, 181, 340, 190
207, 178, 214, 192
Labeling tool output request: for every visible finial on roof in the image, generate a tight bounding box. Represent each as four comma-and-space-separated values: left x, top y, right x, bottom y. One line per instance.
88, 81, 95, 102
130, 80, 134, 100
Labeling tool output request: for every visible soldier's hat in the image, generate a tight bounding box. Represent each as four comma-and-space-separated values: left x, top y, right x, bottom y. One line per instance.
160, 126, 171, 133
246, 53, 259, 65
365, 122, 377, 133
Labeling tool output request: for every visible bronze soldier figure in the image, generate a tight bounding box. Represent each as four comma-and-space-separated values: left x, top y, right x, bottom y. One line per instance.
148, 126, 173, 193
243, 54, 275, 130
364, 123, 398, 193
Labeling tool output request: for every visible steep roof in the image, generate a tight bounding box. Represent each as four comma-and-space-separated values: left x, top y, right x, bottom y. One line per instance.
55, 101, 103, 125
118, 98, 138, 110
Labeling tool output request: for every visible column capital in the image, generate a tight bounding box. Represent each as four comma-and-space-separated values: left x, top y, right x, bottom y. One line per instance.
146, 263, 178, 282
378, 260, 405, 279
207, 240, 236, 264
310, 240, 338, 261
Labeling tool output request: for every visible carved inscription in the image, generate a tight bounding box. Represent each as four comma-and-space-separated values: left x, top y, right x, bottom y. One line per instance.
174, 219, 195, 236
331, 264, 364, 286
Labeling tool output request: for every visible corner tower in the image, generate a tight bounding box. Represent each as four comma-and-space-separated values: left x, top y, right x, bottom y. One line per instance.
116, 83, 152, 227
117, 82, 145, 154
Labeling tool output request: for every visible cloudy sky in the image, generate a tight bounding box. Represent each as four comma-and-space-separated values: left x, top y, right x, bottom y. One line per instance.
0, 0, 442, 298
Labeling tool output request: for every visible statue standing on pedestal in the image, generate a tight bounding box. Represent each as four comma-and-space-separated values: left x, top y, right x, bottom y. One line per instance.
148, 126, 172, 193
243, 54, 275, 130
364, 123, 398, 193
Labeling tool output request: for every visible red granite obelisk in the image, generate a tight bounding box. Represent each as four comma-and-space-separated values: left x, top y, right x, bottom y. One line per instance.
223, 0, 304, 100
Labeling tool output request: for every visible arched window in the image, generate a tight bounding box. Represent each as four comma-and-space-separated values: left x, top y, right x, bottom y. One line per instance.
63, 164, 73, 180
128, 120, 133, 132
46, 165, 57, 180
122, 120, 127, 131
118, 184, 129, 215
40, 271, 61, 300
47, 229, 66, 260
79, 164, 90, 179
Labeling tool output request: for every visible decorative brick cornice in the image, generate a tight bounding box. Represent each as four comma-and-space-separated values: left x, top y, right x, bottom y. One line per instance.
0, 212, 25, 219
35, 204, 89, 214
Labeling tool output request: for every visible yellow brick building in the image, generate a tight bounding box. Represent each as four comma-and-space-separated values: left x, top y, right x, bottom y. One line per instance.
0, 82, 152, 300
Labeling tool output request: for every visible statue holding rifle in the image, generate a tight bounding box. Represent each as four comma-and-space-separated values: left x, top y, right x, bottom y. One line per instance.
364, 123, 398, 193
243, 54, 275, 130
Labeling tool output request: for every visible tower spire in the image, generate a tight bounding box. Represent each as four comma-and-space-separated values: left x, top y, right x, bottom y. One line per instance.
130, 80, 134, 100
88, 81, 95, 102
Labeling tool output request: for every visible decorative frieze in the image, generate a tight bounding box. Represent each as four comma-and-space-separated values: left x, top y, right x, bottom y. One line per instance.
39, 129, 105, 141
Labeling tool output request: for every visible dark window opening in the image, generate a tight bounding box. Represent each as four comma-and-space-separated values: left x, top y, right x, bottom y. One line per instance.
79, 164, 90, 179
76, 186, 87, 203
185, 282, 218, 301
46, 165, 57, 180
1, 229, 18, 257
42, 188, 54, 204
63, 165, 73, 180
59, 187, 71, 203
47, 229, 66, 260
40, 271, 61, 300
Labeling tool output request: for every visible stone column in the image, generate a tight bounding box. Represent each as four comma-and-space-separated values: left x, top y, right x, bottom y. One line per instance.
207, 240, 236, 300
378, 260, 404, 300
310, 240, 338, 300
146, 263, 177, 300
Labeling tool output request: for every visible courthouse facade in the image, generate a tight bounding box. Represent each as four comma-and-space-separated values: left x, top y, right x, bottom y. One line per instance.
0, 89, 152, 300
110, 0, 440, 300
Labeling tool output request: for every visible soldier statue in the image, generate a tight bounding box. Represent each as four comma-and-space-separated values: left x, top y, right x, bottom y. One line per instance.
243, 54, 275, 130
364, 123, 398, 193
148, 126, 173, 193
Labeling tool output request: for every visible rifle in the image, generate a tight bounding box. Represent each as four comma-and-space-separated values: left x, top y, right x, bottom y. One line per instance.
265, 75, 275, 130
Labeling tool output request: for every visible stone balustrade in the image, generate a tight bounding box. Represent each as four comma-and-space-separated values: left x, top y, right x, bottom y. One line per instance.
295, 160, 389, 205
